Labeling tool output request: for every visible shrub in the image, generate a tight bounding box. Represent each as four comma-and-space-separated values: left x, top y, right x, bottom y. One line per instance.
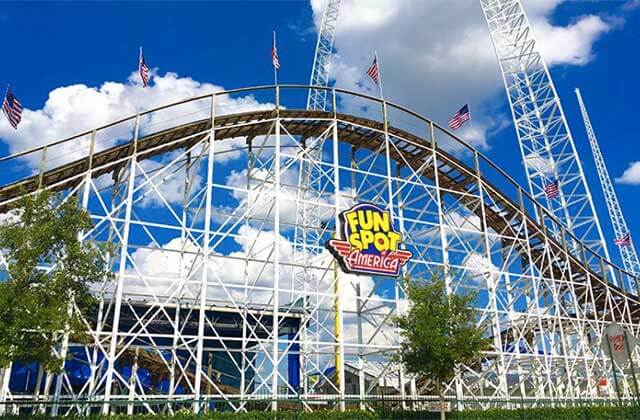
2, 404, 640, 419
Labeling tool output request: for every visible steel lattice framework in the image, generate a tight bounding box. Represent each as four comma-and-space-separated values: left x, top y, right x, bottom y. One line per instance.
575, 88, 640, 287
294, 3, 342, 398
479, 0, 620, 288
0, 86, 638, 416
306, 0, 340, 112
297, 0, 341, 257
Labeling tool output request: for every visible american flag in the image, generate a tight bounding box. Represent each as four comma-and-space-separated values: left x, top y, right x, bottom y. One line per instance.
139, 47, 150, 87
366, 56, 380, 85
272, 32, 280, 70
448, 104, 470, 130
614, 233, 631, 247
544, 179, 560, 199
2, 86, 22, 129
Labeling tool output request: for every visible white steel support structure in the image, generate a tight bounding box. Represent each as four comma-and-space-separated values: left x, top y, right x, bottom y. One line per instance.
480, 0, 616, 286
295, 0, 341, 259
295, 0, 341, 402
307, 0, 341, 112
575, 88, 640, 287
0, 86, 638, 415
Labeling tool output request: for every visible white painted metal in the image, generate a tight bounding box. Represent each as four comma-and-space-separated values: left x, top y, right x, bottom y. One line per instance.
295, 0, 341, 400
307, 0, 341, 112
480, 0, 615, 285
0, 86, 637, 415
575, 88, 640, 290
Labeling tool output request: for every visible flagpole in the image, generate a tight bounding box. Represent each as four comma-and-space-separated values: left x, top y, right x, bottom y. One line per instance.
273, 31, 278, 86
467, 103, 474, 143
374, 50, 384, 101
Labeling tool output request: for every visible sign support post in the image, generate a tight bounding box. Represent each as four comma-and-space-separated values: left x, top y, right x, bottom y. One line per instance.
602, 323, 638, 403
605, 336, 623, 404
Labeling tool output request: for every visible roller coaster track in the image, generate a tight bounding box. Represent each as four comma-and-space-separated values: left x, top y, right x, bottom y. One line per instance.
0, 85, 637, 327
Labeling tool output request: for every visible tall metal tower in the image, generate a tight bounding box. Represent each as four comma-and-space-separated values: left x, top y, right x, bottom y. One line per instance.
575, 88, 639, 284
307, 0, 341, 111
294, 0, 342, 397
480, 0, 613, 279
295, 0, 342, 256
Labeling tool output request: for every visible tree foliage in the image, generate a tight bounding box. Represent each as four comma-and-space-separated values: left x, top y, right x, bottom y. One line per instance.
0, 190, 110, 372
395, 273, 491, 417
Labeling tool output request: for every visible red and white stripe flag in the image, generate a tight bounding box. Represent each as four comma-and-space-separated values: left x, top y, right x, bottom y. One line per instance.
448, 104, 471, 131
615, 233, 632, 247
2, 85, 22, 129
272, 31, 281, 71
139, 47, 150, 87
366, 56, 380, 85
544, 179, 560, 199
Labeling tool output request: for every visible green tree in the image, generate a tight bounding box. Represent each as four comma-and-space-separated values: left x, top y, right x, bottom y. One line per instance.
0, 190, 110, 372
395, 273, 490, 420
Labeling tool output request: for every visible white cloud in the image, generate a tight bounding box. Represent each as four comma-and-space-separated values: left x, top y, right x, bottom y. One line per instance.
616, 161, 640, 185
464, 252, 499, 277
622, 0, 640, 11
123, 224, 296, 305
533, 14, 615, 66
525, 152, 555, 175
220, 166, 355, 230
0, 72, 273, 170
223, 167, 303, 228
138, 151, 204, 208
312, 0, 620, 150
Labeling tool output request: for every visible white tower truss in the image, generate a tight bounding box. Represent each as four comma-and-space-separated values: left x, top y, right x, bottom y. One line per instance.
480, 0, 617, 285
575, 88, 640, 286
295, 1, 342, 401
307, 0, 341, 111
295, 0, 342, 283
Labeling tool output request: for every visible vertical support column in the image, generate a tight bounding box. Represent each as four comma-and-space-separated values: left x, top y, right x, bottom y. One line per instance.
89, 159, 125, 412
169, 150, 191, 410
127, 347, 139, 415
429, 124, 451, 291
194, 94, 216, 413
393, 163, 408, 408
548, 233, 575, 398
381, 101, 394, 214
526, 205, 552, 398
350, 146, 366, 409
82, 131, 96, 209
37, 145, 48, 189
168, 304, 180, 409
430, 122, 456, 400
52, 131, 97, 417
0, 364, 12, 415
271, 86, 281, 411
103, 114, 141, 414
514, 191, 530, 399
34, 365, 44, 406
381, 100, 407, 405
561, 229, 595, 398
240, 137, 253, 409
474, 151, 508, 399
331, 91, 345, 411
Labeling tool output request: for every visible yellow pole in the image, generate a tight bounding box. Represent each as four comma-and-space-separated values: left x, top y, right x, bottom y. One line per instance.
333, 237, 342, 394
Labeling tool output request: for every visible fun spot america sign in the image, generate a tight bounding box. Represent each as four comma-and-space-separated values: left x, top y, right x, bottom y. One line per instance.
326, 203, 412, 277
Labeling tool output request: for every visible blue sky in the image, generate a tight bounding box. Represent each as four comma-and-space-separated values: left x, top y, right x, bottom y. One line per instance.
0, 0, 639, 270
